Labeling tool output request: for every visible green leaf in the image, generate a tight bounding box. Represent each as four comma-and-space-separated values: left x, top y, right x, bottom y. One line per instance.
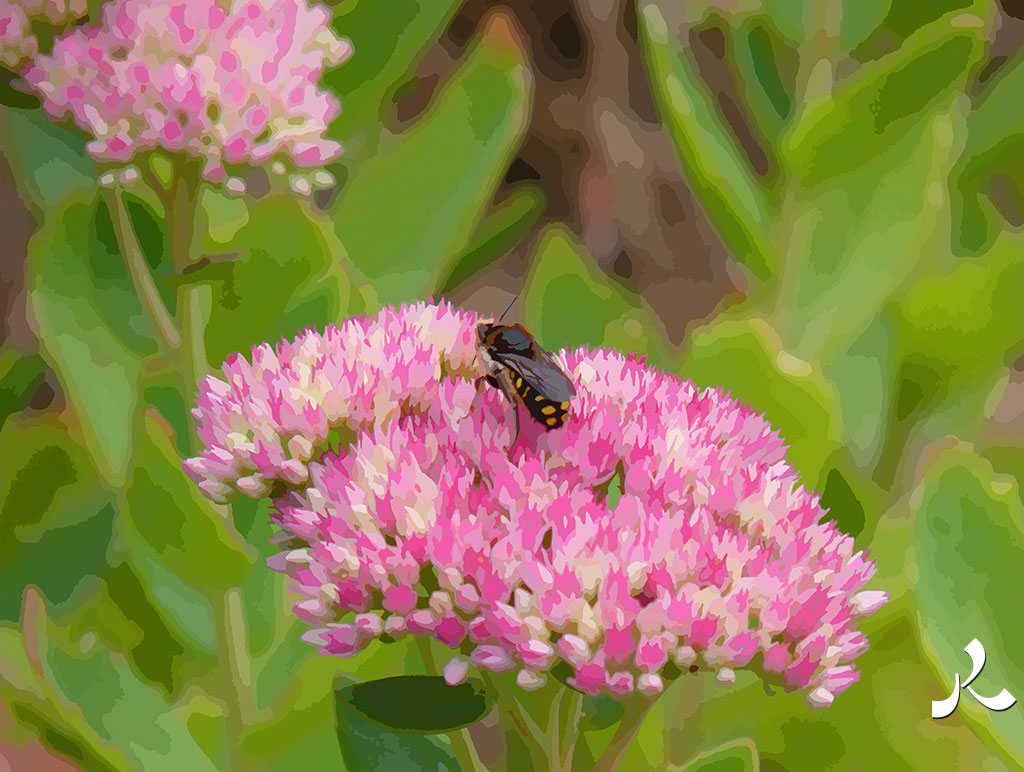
325, 0, 465, 161
0, 106, 93, 210
773, 102, 962, 360
952, 48, 1024, 254
20, 589, 219, 772
638, 2, 778, 279
759, 0, 892, 53
333, 675, 461, 772
521, 225, 671, 367
679, 316, 841, 485
0, 349, 46, 430
332, 11, 532, 302
0, 414, 113, 622
894, 230, 1024, 431
199, 194, 364, 366
121, 411, 255, 593
0, 68, 41, 109
27, 194, 156, 486
671, 738, 759, 771
337, 675, 490, 734
439, 184, 546, 293
731, 19, 797, 143
783, 8, 987, 187
820, 308, 901, 470
913, 445, 1024, 766
580, 694, 625, 732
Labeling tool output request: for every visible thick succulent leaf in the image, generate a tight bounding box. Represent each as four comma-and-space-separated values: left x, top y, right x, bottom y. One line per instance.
773, 104, 962, 361
0, 348, 46, 430
730, 18, 797, 145
439, 184, 546, 293
782, 7, 988, 187
0, 105, 93, 210
333, 675, 461, 772
18, 589, 220, 772
521, 225, 672, 368
198, 194, 365, 367
325, 0, 466, 161
336, 675, 490, 734
0, 414, 113, 623
26, 194, 157, 486
951, 48, 1024, 255
913, 445, 1024, 766
893, 230, 1024, 437
121, 411, 256, 592
332, 11, 532, 303
679, 316, 841, 485
639, 2, 778, 279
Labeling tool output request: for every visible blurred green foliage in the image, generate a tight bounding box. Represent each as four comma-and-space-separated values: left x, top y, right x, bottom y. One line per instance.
1, 0, 1023, 770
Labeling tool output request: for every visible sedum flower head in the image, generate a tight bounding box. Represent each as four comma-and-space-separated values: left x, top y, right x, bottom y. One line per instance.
187, 303, 887, 707
23, 0, 350, 190
1, 0, 87, 68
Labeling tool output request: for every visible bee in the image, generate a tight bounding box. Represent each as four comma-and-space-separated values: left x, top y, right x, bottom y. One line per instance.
475, 296, 577, 445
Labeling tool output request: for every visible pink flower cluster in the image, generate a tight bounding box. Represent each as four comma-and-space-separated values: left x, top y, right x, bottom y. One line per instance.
1, 0, 87, 68
23, 0, 350, 191
187, 303, 887, 706
184, 302, 480, 502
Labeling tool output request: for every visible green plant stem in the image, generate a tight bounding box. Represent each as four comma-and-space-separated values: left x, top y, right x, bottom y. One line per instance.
102, 187, 182, 354
414, 638, 487, 772
555, 688, 583, 772
589, 695, 655, 772
215, 590, 257, 772
169, 167, 208, 445
480, 671, 552, 771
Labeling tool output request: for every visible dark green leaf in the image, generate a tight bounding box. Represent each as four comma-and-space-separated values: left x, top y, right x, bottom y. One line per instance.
0, 68, 41, 109
580, 694, 624, 732
0, 349, 46, 429
337, 675, 490, 734
334, 675, 461, 772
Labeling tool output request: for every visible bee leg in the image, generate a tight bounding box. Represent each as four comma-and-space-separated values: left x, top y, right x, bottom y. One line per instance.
509, 401, 520, 449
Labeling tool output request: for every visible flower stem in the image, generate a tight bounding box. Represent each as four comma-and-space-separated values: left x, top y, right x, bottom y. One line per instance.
415, 638, 487, 772
168, 166, 208, 446
589, 694, 656, 772
555, 688, 583, 772
480, 671, 552, 771
215, 590, 257, 772
102, 187, 181, 354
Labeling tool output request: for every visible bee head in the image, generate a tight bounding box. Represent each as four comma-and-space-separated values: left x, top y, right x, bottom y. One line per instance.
476, 323, 495, 345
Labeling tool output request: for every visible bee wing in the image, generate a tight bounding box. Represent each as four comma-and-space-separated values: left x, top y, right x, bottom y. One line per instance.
496, 349, 577, 401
